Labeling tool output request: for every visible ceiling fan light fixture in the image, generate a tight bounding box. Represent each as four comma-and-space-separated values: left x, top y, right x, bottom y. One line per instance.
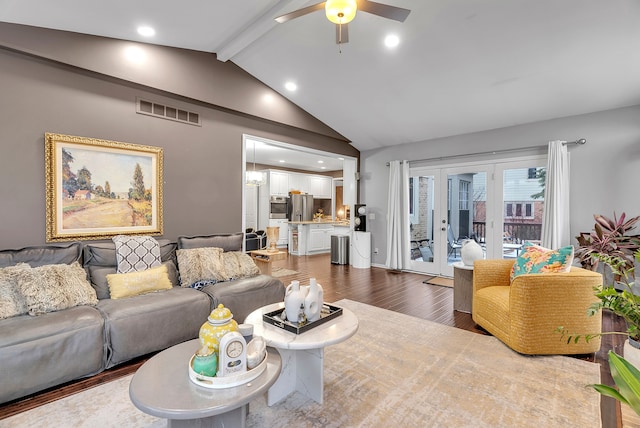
325, 0, 357, 24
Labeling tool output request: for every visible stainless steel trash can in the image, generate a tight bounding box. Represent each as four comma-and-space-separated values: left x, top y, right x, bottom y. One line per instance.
331, 234, 349, 265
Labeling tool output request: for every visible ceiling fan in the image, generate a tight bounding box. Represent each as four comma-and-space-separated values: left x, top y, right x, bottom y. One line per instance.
275, 0, 411, 44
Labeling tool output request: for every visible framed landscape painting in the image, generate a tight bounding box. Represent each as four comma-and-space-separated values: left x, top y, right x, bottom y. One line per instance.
45, 133, 163, 242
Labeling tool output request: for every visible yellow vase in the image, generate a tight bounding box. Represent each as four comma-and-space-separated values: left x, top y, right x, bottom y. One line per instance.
199, 304, 239, 354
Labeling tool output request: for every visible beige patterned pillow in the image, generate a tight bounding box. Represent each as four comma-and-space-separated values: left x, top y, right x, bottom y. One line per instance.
15, 262, 99, 316
222, 252, 260, 279
177, 247, 228, 287
0, 263, 30, 319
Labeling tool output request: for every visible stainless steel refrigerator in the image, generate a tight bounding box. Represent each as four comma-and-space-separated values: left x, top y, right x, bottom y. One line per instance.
288, 193, 314, 221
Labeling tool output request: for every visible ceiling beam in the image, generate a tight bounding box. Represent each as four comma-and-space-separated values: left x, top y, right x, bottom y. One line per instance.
215, 0, 316, 62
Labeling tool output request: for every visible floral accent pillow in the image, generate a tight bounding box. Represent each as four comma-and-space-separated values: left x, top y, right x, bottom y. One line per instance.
510, 242, 574, 281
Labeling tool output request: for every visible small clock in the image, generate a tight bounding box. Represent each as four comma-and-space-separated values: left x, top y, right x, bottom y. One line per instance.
217, 332, 247, 377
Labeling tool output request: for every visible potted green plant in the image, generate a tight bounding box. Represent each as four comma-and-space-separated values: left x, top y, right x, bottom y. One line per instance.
558, 250, 640, 346
558, 249, 640, 415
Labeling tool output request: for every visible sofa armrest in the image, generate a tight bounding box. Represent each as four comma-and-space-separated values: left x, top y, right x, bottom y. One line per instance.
473, 259, 515, 293
508, 267, 603, 353
509, 267, 603, 320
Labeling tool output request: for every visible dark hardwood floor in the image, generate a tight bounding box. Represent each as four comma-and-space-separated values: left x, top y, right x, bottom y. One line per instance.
0, 253, 627, 427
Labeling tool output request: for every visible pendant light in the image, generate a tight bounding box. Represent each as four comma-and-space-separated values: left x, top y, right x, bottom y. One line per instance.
245, 140, 265, 186
325, 0, 357, 24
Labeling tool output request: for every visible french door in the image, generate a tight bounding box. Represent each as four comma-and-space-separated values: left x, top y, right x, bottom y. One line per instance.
406, 156, 546, 277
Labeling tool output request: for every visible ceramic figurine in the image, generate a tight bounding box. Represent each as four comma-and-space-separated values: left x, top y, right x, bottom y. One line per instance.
304, 277, 324, 322
297, 303, 307, 325
199, 304, 239, 354
284, 280, 306, 322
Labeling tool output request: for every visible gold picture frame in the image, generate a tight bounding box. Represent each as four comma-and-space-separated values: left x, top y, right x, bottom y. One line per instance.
45, 133, 163, 242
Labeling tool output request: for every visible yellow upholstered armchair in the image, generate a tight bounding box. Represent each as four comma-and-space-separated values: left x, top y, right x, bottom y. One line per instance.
472, 259, 603, 355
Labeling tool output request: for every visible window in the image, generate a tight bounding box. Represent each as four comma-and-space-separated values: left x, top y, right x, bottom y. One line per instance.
459, 180, 470, 210
505, 202, 534, 219
409, 177, 419, 224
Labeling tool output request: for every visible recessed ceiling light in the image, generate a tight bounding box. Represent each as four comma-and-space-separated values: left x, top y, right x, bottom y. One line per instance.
279, 160, 286, 163
137, 26, 156, 37
384, 34, 400, 48
285, 81, 297, 91
317, 160, 324, 164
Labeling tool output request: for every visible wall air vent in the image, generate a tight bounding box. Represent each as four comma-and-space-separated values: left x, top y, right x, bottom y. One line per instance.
136, 98, 201, 126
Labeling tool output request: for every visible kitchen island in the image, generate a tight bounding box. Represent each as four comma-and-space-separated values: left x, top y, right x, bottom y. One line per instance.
288, 220, 350, 256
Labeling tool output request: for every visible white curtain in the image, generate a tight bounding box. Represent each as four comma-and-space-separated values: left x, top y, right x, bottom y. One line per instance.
541, 140, 570, 248
386, 160, 410, 270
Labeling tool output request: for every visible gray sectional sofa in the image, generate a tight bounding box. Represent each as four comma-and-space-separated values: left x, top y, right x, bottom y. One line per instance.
0, 233, 285, 404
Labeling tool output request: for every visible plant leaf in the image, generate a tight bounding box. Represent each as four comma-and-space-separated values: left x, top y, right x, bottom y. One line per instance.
590, 383, 629, 405
608, 351, 640, 415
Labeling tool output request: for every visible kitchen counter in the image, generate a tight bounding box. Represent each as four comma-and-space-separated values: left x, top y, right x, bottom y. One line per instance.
288, 220, 350, 226
288, 221, 351, 256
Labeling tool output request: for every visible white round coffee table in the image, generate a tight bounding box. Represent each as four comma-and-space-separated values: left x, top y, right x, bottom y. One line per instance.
245, 302, 359, 406
129, 339, 281, 428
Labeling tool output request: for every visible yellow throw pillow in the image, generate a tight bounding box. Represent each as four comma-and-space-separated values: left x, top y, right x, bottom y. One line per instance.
106, 264, 172, 299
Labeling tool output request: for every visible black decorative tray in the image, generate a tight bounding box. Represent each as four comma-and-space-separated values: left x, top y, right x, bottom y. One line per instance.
262, 303, 343, 334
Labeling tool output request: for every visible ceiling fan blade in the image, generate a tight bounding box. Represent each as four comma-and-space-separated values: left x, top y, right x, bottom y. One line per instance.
275, 2, 326, 23
335, 23, 349, 44
358, 0, 411, 22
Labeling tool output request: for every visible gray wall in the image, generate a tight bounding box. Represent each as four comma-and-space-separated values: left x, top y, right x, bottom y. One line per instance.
361, 105, 640, 266
0, 30, 357, 249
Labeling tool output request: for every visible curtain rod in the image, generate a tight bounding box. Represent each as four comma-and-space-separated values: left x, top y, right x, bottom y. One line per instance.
386, 138, 586, 166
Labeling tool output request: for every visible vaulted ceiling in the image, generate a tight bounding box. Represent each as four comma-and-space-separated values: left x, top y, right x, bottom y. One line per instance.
2, 0, 639, 151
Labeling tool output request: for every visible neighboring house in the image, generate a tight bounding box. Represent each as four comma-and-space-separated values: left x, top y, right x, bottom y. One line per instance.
74, 190, 91, 200
473, 168, 544, 241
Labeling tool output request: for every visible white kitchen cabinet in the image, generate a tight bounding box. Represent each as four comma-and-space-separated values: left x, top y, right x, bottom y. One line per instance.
268, 219, 289, 248
270, 171, 289, 196
309, 175, 332, 199
307, 224, 333, 253
288, 173, 309, 194
333, 225, 351, 236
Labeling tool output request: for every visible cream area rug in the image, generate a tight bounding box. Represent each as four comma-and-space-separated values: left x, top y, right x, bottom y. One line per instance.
3, 299, 601, 428
270, 267, 299, 278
